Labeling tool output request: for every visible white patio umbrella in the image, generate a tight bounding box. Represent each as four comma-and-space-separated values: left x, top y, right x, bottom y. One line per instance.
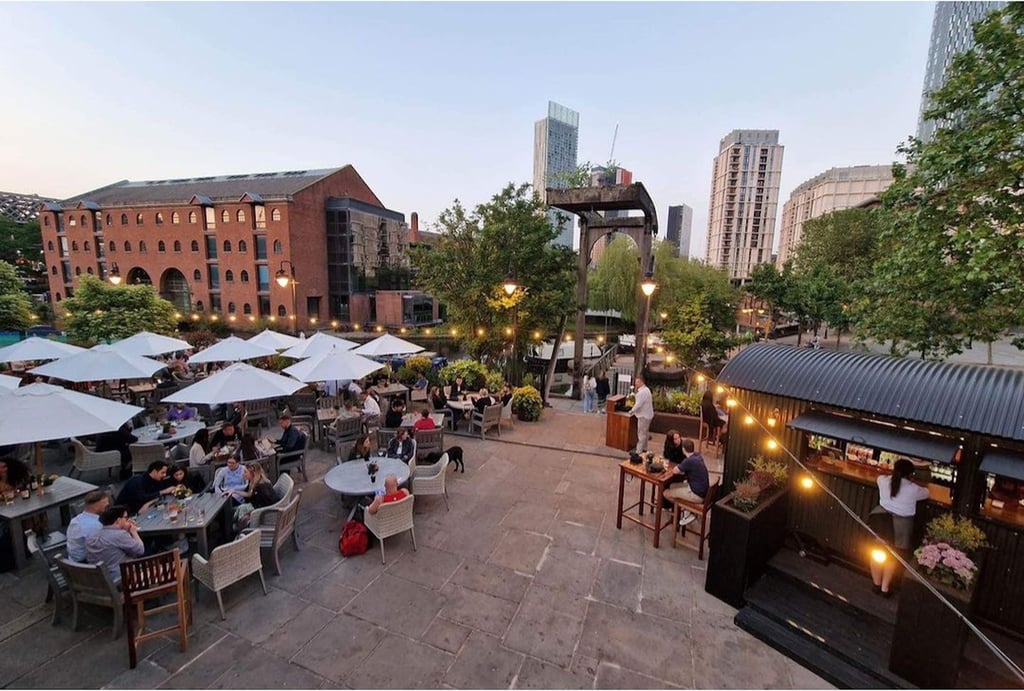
28, 344, 164, 383
162, 362, 306, 405
247, 328, 302, 351
0, 374, 22, 391
282, 350, 384, 383
0, 337, 85, 363
110, 331, 192, 357
187, 336, 278, 364
281, 331, 359, 359
352, 333, 425, 357
0, 382, 143, 478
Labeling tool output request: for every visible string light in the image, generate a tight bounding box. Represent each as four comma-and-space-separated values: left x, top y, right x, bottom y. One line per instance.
477, 328, 485, 337
766, 439, 779, 451
800, 474, 815, 490
353, 323, 360, 330
743, 415, 755, 425
871, 549, 888, 564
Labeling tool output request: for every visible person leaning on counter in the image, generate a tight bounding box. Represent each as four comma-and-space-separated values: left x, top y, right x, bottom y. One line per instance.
868, 458, 930, 598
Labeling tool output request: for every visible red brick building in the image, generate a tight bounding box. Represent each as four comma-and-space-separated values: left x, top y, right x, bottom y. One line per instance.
40, 166, 438, 329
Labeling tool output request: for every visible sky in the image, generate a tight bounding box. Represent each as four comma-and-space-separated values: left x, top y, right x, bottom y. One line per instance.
0, 1, 934, 258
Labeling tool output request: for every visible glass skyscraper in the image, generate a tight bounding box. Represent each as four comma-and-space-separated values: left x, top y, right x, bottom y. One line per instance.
533, 101, 580, 248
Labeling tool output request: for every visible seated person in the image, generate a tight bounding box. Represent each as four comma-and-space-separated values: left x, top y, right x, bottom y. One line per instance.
347, 434, 373, 462
663, 438, 710, 526
700, 391, 726, 433
165, 462, 207, 495
165, 403, 196, 422
429, 385, 448, 410
663, 430, 686, 464
273, 413, 306, 455
189, 428, 216, 466
366, 474, 410, 515
0, 457, 30, 494
225, 402, 246, 428
212, 456, 249, 505
499, 384, 513, 407
236, 433, 271, 462
155, 373, 177, 390
384, 399, 406, 429
232, 463, 279, 531
210, 422, 240, 451
386, 428, 415, 463
361, 391, 381, 424
85, 505, 145, 584
473, 388, 495, 413
115, 461, 175, 515
989, 476, 1022, 503
449, 376, 465, 401
95, 423, 139, 477
66, 491, 111, 562
413, 373, 429, 391
413, 408, 436, 431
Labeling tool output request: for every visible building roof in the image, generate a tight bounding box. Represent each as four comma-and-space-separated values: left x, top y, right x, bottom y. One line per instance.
717, 343, 1024, 442
0, 191, 58, 223
61, 166, 349, 207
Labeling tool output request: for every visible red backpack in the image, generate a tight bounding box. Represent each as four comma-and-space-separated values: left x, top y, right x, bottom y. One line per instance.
339, 519, 368, 557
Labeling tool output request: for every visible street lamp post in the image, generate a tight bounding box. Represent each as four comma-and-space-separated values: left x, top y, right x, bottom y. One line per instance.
275, 260, 299, 335
639, 272, 657, 375
503, 273, 519, 387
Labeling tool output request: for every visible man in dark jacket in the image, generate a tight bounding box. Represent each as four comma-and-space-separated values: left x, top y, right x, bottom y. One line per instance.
663, 438, 710, 527
275, 413, 305, 455
95, 422, 139, 478
115, 461, 174, 515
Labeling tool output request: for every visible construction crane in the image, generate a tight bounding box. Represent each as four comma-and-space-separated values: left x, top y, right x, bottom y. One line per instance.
608, 123, 619, 164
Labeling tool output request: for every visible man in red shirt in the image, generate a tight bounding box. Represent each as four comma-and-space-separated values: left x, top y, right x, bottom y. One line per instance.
413, 408, 436, 432
367, 475, 409, 515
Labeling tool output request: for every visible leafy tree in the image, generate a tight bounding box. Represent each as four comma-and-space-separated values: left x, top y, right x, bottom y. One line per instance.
853, 4, 1024, 359
587, 235, 641, 322
746, 262, 791, 332
652, 244, 738, 333
0, 261, 35, 332
59, 275, 178, 345
793, 208, 884, 284
0, 217, 47, 298
660, 294, 735, 369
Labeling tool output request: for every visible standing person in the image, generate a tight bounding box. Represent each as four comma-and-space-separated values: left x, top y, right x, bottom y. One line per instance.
630, 376, 654, 454
84, 505, 145, 584
869, 458, 930, 597
66, 491, 111, 562
595, 371, 611, 413
663, 438, 710, 526
583, 373, 598, 414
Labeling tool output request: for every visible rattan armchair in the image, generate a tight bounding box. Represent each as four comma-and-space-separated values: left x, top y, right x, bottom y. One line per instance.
468, 403, 502, 440
69, 437, 121, 480
242, 489, 302, 576
247, 473, 295, 528
191, 530, 267, 620
363, 493, 416, 564
129, 442, 168, 475
411, 452, 450, 511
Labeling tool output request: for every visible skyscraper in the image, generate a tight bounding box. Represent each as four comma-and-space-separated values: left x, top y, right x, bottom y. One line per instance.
665, 204, 692, 259
705, 130, 784, 284
533, 101, 580, 248
777, 165, 894, 266
917, 1, 1006, 143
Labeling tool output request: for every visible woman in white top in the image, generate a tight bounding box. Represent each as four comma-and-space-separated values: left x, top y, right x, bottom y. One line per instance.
189, 428, 216, 467
869, 458, 930, 597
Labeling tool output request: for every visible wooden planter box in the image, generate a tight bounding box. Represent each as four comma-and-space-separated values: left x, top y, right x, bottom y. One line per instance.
890, 575, 975, 687
650, 412, 701, 437
705, 489, 790, 608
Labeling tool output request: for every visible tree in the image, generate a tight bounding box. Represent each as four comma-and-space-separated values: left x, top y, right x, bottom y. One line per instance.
59, 275, 178, 345
0, 261, 34, 332
587, 235, 641, 322
0, 217, 47, 299
853, 4, 1024, 359
793, 208, 884, 284
660, 293, 736, 370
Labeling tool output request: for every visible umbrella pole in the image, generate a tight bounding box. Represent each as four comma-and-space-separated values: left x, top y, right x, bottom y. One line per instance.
35, 442, 44, 496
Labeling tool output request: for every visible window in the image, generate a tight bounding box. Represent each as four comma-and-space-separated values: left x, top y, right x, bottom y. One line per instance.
191, 240, 200, 252
240, 270, 250, 283
55, 292, 61, 301
71, 241, 78, 251
255, 236, 267, 260
257, 265, 270, 291
204, 206, 216, 230
277, 305, 287, 317
236, 209, 245, 223
307, 296, 321, 320
169, 240, 179, 252
139, 240, 147, 252
221, 209, 230, 223
95, 212, 102, 229
108, 241, 115, 252
210, 294, 221, 312
227, 302, 236, 314
193, 269, 202, 281
206, 236, 218, 259
225, 270, 234, 283
44, 217, 50, 227
121, 213, 128, 225
51, 266, 57, 275
254, 206, 266, 229
243, 303, 252, 315
171, 212, 180, 225
258, 296, 270, 316
80, 214, 86, 227
83, 241, 90, 251
158, 241, 166, 252
86, 267, 93, 275
135, 213, 143, 225
237, 239, 247, 253
68, 217, 77, 227
273, 240, 283, 254
271, 208, 281, 222
75, 266, 81, 275
209, 265, 220, 289
196, 300, 204, 312
105, 214, 112, 226
47, 241, 54, 251
223, 240, 231, 253
156, 212, 164, 225
124, 241, 132, 252
189, 210, 197, 224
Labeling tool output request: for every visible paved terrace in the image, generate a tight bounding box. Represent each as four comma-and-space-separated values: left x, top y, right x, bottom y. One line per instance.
0, 404, 829, 689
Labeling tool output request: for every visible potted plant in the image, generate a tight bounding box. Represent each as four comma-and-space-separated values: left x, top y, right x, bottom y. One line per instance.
705, 456, 791, 608
650, 388, 703, 436
890, 515, 989, 687
511, 385, 542, 422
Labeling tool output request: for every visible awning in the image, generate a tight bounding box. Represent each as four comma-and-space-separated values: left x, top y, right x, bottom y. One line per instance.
980, 450, 1024, 482
788, 410, 959, 464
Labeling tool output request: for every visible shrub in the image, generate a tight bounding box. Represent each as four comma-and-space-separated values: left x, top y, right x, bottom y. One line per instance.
511, 385, 543, 421
521, 372, 535, 388
924, 514, 988, 553
484, 370, 506, 395
651, 388, 702, 415
403, 355, 433, 376
747, 455, 789, 491
439, 360, 491, 390
395, 366, 420, 386
732, 479, 762, 512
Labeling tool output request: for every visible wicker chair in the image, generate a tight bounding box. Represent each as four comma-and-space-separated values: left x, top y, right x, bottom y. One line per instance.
411, 453, 450, 511
69, 437, 121, 480
247, 473, 295, 528
243, 489, 302, 576
364, 493, 416, 564
120, 549, 191, 669
57, 557, 123, 639
191, 530, 267, 620
413, 428, 444, 460
468, 403, 502, 440
129, 442, 168, 475
500, 399, 515, 430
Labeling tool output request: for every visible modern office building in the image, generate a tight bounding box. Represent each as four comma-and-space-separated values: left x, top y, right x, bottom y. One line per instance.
705, 129, 784, 284
40, 166, 436, 329
665, 204, 693, 259
533, 101, 580, 248
587, 165, 633, 265
777, 165, 894, 266
917, 1, 1006, 143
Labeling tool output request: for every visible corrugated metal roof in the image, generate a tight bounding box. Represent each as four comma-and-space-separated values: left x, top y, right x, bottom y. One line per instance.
718, 344, 1024, 442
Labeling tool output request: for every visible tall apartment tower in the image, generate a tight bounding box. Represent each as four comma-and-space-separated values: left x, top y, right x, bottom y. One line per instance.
588, 165, 633, 266
777, 165, 895, 266
532, 101, 580, 248
917, 1, 1006, 143
665, 204, 693, 259
705, 130, 784, 284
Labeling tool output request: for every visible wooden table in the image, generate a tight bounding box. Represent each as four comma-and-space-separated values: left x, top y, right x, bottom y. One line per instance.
135, 492, 229, 558
370, 383, 409, 406
615, 459, 675, 548
0, 476, 98, 570
127, 383, 157, 405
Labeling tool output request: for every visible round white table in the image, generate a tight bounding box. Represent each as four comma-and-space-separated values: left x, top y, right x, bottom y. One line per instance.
135, 420, 204, 445
324, 456, 411, 498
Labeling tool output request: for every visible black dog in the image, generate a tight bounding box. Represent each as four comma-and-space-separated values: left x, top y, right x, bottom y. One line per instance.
446, 445, 465, 473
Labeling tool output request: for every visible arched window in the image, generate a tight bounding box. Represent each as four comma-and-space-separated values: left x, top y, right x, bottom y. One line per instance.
196, 300, 204, 312
237, 240, 247, 253
139, 240, 147, 252
55, 292, 62, 301
75, 266, 81, 275
86, 267, 94, 275
221, 209, 230, 223
188, 211, 197, 224
135, 213, 143, 225
171, 212, 180, 225
71, 241, 78, 251
68, 216, 76, 227
191, 240, 200, 252
273, 240, 283, 254
51, 265, 57, 275
108, 241, 115, 252
277, 305, 287, 317
173, 240, 181, 252
155, 212, 164, 225
121, 213, 128, 225
240, 270, 249, 283
224, 270, 234, 283
80, 214, 87, 227
47, 241, 54, 251
105, 214, 112, 226
243, 303, 252, 315
227, 302, 236, 314
83, 241, 90, 251
236, 209, 246, 223
44, 216, 50, 227
271, 208, 281, 222
193, 269, 202, 281
158, 241, 166, 252
222, 240, 231, 253
124, 241, 132, 252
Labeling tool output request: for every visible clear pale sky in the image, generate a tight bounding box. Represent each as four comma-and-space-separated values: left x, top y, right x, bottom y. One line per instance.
0, 2, 934, 257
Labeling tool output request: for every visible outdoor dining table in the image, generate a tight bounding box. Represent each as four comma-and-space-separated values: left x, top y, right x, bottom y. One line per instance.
134, 419, 204, 446
615, 458, 676, 549
324, 456, 411, 521
135, 491, 229, 559
0, 476, 98, 570
370, 383, 409, 406
127, 383, 156, 405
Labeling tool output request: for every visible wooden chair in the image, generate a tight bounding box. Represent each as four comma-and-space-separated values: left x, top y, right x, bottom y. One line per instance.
317, 396, 343, 410
129, 442, 168, 475
427, 397, 455, 431
243, 489, 302, 576
413, 428, 444, 460
120, 548, 191, 669
57, 557, 123, 639
191, 530, 267, 620
246, 399, 275, 433
411, 453, 450, 511
69, 437, 121, 480
288, 391, 318, 417
468, 403, 502, 440
276, 429, 310, 482
363, 493, 416, 564
670, 480, 720, 560
326, 415, 363, 453
26, 533, 70, 625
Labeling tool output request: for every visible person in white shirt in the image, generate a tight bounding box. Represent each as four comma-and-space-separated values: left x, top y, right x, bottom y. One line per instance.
361, 390, 381, 425
630, 376, 655, 453
869, 458, 930, 597
66, 491, 110, 562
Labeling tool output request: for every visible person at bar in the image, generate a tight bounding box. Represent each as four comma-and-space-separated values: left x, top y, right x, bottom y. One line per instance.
868, 458, 930, 597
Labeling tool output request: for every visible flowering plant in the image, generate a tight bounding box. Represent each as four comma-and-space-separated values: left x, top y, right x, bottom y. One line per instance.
172, 485, 192, 500
914, 542, 978, 590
